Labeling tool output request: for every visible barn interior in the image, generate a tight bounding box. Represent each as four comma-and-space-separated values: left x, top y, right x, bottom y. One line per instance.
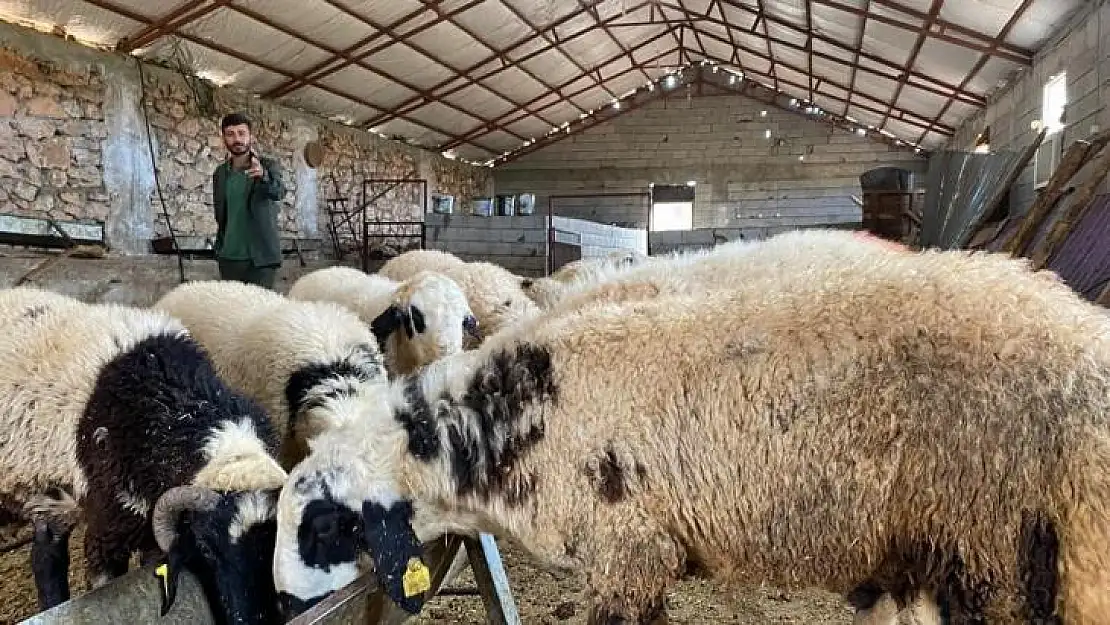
1, 0, 1110, 624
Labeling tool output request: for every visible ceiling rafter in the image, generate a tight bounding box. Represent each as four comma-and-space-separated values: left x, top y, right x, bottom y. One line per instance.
682, 32, 953, 134
877, 0, 944, 132
116, 0, 226, 53
80, 0, 498, 152
577, 0, 655, 86
263, 2, 477, 100
361, 1, 658, 131
753, 0, 779, 91
709, 0, 984, 105
861, 0, 1032, 62
916, 0, 1035, 145
810, 0, 1031, 65
843, 0, 869, 118
439, 32, 681, 152
226, 2, 532, 145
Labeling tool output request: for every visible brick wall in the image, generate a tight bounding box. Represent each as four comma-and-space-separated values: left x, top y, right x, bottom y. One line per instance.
0, 21, 491, 256
424, 213, 548, 277
946, 0, 1110, 215
493, 88, 927, 230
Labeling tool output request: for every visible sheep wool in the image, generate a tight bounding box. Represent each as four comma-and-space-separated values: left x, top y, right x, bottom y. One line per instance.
378, 250, 539, 338
273, 246, 1110, 625
0, 288, 285, 621
154, 280, 388, 467
523, 250, 651, 309
288, 266, 477, 376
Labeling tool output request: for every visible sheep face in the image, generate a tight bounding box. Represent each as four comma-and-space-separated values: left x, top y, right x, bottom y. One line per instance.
371, 272, 481, 361
272, 458, 429, 620
151, 486, 283, 625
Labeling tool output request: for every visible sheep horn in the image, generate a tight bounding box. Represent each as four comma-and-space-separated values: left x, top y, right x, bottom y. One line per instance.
152, 486, 221, 552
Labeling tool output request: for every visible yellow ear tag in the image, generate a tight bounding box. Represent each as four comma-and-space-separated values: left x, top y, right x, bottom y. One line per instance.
401, 557, 431, 598
155, 563, 169, 595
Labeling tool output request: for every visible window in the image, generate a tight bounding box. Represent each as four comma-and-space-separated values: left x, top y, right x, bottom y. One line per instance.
1042, 72, 1067, 135
651, 201, 693, 231
650, 184, 694, 231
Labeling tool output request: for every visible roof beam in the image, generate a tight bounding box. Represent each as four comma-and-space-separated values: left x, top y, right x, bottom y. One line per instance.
804, 0, 814, 103
577, 0, 655, 85
682, 32, 952, 135
228, 3, 530, 144
263, 3, 472, 100
754, 0, 779, 91
116, 0, 228, 53
79, 0, 500, 151
810, 0, 1031, 65
877, 0, 943, 132
707, 0, 985, 106
363, 1, 658, 131
915, 0, 1035, 145
843, 0, 869, 118
439, 34, 679, 152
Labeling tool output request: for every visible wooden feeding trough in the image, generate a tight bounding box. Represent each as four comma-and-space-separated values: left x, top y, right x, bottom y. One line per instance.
19, 533, 520, 625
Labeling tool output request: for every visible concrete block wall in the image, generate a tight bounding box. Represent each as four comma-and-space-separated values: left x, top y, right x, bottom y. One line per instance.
424, 213, 548, 277
549, 195, 651, 228
551, 215, 647, 258
946, 0, 1110, 215
494, 90, 926, 230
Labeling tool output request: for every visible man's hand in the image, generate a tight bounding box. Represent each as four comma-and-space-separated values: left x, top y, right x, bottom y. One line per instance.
247, 154, 264, 179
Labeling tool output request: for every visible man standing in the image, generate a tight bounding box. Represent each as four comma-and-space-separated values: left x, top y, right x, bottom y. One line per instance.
212, 111, 284, 289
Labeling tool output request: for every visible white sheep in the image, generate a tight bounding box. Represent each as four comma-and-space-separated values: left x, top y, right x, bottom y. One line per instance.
378, 250, 539, 338
522, 249, 651, 309
153, 280, 389, 467
287, 266, 479, 376
270, 244, 1110, 625
0, 287, 287, 623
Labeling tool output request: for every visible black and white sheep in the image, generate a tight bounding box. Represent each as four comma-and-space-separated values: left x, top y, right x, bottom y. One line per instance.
287, 265, 480, 375
269, 245, 1110, 624
153, 279, 389, 467
0, 287, 287, 624
378, 249, 539, 338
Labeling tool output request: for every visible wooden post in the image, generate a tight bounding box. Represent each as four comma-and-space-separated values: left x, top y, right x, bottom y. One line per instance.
463, 533, 522, 625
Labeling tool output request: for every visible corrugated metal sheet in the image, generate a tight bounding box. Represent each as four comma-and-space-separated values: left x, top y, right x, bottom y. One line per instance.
1044, 193, 1110, 301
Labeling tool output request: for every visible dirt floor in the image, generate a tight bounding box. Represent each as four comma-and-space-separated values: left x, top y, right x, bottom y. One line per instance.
0, 525, 854, 624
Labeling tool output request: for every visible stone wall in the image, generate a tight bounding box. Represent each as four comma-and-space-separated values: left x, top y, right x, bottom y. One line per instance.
0, 21, 492, 257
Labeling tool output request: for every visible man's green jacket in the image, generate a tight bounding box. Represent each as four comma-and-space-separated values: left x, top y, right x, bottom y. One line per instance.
212, 155, 285, 267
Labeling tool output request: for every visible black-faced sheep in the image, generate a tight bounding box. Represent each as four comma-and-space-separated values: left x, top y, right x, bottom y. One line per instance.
269, 246, 1110, 624
287, 265, 480, 376
153, 279, 389, 467
0, 288, 287, 624
378, 249, 539, 338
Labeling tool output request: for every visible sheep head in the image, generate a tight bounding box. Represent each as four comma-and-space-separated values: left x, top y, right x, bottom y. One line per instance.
151, 485, 283, 625
372, 271, 481, 367
272, 439, 431, 621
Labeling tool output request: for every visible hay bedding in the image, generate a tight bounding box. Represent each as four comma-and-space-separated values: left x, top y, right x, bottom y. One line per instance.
0, 525, 852, 625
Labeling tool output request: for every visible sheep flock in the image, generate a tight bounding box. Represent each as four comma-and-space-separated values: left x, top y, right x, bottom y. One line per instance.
1, 233, 1109, 625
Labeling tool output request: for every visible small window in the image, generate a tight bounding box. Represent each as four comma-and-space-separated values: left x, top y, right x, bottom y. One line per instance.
650, 184, 694, 231
1042, 72, 1067, 135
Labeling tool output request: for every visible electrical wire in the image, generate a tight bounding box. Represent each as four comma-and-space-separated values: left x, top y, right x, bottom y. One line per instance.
135, 57, 186, 284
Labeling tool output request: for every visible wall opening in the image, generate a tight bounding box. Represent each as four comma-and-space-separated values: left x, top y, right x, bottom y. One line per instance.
650, 183, 694, 231
1042, 71, 1067, 135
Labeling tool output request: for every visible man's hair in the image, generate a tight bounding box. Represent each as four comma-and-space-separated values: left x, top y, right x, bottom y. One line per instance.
220, 112, 252, 131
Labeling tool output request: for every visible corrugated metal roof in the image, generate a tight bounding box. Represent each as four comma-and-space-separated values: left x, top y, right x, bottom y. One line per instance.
1045, 193, 1110, 301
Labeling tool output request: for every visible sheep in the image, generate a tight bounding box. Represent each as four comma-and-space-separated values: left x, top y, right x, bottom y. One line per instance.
269, 245, 1110, 624
379, 249, 539, 338
287, 265, 480, 376
543, 228, 912, 314
0, 285, 84, 323
522, 249, 652, 309
0, 288, 287, 623
153, 279, 389, 467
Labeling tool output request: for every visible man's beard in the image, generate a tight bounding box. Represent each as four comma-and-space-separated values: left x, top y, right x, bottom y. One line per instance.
227, 142, 250, 155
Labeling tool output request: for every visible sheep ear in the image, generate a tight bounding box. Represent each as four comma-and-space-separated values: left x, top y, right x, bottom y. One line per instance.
370, 305, 407, 344
408, 305, 426, 335
520, 278, 533, 290
361, 500, 428, 615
